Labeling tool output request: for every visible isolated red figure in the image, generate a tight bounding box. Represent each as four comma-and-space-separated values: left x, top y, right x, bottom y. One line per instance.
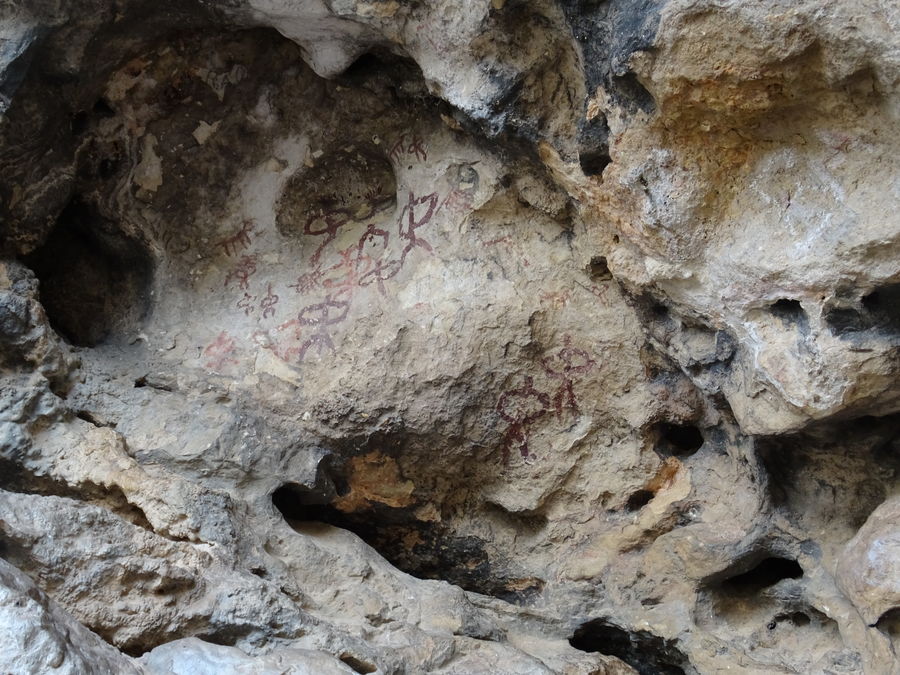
216, 220, 254, 257
497, 376, 550, 464
407, 135, 427, 162
389, 133, 427, 163
398, 191, 437, 263
540, 337, 595, 419
225, 254, 258, 290
253, 318, 302, 362
203, 331, 237, 371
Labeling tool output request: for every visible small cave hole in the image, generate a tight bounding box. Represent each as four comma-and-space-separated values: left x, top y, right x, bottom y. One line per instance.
92, 98, 116, 117
769, 611, 811, 630
721, 556, 803, 593
653, 423, 704, 457
824, 305, 866, 335
98, 157, 119, 180
339, 48, 425, 86
74, 410, 113, 428
626, 489, 654, 512
272, 483, 328, 521
825, 284, 900, 336
788, 611, 810, 626
862, 284, 900, 333
651, 303, 669, 320
577, 101, 611, 177
862, 289, 884, 311
339, 654, 377, 674
342, 52, 385, 78
793, 612, 811, 626
769, 299, 805, 324
875, 608, 900, 636
580, 150, 611, 177
611, 72, 656, 113
71, 110, 90, 135
194, 627, 248, 649
569, 619, 688, 675
133, 376, 173, 392
121, 644, 151, 658
587, 256, 612, 281
23, 198, 153, 347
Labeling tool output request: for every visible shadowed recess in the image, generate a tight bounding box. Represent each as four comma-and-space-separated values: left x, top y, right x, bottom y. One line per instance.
272, 482, 544, 603
720, 556, 803, 593
569, 619, 689, 675
23, 198, 152, 347
653, 422, 704, 457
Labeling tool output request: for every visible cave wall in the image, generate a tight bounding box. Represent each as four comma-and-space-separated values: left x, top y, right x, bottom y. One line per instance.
0, 1, 898, 673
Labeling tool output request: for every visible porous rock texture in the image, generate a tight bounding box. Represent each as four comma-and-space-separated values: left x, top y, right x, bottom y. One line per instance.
0, 0, 898, 673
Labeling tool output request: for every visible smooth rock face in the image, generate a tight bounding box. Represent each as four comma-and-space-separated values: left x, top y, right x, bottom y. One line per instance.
0, 0, 897, 673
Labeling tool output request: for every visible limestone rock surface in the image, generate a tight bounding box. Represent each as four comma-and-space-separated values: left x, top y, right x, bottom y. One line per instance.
0, 0, 898, 673
0, 558, 142, 675
837, 496, 900, 628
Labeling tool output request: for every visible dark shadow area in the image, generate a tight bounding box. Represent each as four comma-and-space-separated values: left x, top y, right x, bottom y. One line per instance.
771, 610, 811, 629
626, 489, 654, 512
824, 283, 900, 337
272, 482, 544, 604
569, 618, 689, 675
338, 48, 427, 95
579, 148, 612, 177
275, 143, 397, 242
824, 304, 866, 335
653, 422, 704, 457
876, 607, 900, 636
0, 457, 154, 533
699, 551, 806, 626
587, 255, 612, 281
770, 299, 806, 326
757, 416, 898, 531
23, 198, 152, 347
578, 114, 612, 177
720, 556, 803, 594
559, 0, 662, 114
272, 482, 338, 520
340, 654, 377, 674
863, 284, 900, 333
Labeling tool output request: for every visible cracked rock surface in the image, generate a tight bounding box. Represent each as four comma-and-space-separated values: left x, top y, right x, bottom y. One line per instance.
0, 1, 898, 673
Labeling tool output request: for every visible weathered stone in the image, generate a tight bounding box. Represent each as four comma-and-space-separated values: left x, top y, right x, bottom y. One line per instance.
0, 0, 898, 672
837, 496, 900, 627
0, 558, 142, 674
